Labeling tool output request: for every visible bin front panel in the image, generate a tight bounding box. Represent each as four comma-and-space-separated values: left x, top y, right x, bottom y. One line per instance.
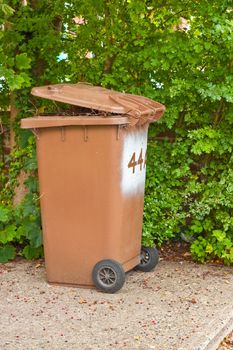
36, 124, 147, 286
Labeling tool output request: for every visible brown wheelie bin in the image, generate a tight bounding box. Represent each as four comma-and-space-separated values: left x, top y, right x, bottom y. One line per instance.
21, 83, 165, 293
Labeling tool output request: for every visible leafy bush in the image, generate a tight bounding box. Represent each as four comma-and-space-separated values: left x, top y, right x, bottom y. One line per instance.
190, 230, 233, 265
0, 195, 43, 262
143, 140, 189, 246
142, 129, 233, 264
0, 138, 43, 262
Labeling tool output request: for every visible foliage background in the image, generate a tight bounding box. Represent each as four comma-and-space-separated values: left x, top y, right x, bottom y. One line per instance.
0, 0, 233, 264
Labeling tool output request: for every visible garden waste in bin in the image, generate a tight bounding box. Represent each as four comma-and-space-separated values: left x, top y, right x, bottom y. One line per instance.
21, 83, 165, 293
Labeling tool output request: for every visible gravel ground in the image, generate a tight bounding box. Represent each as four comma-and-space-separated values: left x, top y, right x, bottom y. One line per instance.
0, 256, 233, 350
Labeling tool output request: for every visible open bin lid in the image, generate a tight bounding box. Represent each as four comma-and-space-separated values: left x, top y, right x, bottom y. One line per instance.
21, 83, 165, 129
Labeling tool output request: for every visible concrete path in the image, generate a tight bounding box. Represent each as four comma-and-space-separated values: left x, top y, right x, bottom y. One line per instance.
0, 258, 233, 350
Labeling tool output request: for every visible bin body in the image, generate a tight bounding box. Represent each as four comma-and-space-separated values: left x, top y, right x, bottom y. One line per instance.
36, 121, 148, 286
21, 83, 165, 288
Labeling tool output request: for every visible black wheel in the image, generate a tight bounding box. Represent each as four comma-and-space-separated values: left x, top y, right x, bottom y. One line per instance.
137, 247, 159, 272
92, 259, 125, 293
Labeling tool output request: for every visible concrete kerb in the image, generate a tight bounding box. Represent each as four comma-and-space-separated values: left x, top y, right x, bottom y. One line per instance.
201, 311, 233, 350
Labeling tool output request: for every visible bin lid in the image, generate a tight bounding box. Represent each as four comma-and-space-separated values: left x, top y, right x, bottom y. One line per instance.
31, 83, 165, 126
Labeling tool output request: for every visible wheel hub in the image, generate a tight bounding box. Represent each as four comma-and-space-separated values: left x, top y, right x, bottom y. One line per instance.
99, 267, 116, 285
140, 251, 150, 265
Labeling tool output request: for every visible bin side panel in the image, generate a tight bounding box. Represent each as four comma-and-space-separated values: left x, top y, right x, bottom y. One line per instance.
121, 126, 148, 196
112, 125, 148, 269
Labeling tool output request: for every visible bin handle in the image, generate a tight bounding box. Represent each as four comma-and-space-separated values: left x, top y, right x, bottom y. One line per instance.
120, 95, 165, 117
109, 94, 164, 118
109, 95, 139, 117
76, 82, 93, 86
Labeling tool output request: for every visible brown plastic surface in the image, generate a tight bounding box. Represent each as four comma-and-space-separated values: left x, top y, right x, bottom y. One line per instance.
21, 116, 129, 129
21, 84, 165, 288
31, 83, 165, 126
31, 83, 126, 114
34, 124, 147, 286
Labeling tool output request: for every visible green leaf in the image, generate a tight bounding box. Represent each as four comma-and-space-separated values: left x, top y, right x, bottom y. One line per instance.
15, 226, 25, 240
0, 4, 14, 16
212, 230, 226, 242
24, 222, 42, 247
205, 243, 213, 254
22, 245, 43, 260
15, 54, 31, 70
0, 206, 10, 223
5, 73, 24, 90
0, 225, 16, 244
191, 222, 203, 234
0, 245, 16, 263
24, 176, 38, 193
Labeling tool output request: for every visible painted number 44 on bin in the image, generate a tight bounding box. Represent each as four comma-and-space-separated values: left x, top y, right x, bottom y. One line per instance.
121, 128, 148, 196
128, 148, 147, 174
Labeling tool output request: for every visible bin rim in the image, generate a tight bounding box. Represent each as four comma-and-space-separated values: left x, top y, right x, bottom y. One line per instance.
21, 115, 129, 129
